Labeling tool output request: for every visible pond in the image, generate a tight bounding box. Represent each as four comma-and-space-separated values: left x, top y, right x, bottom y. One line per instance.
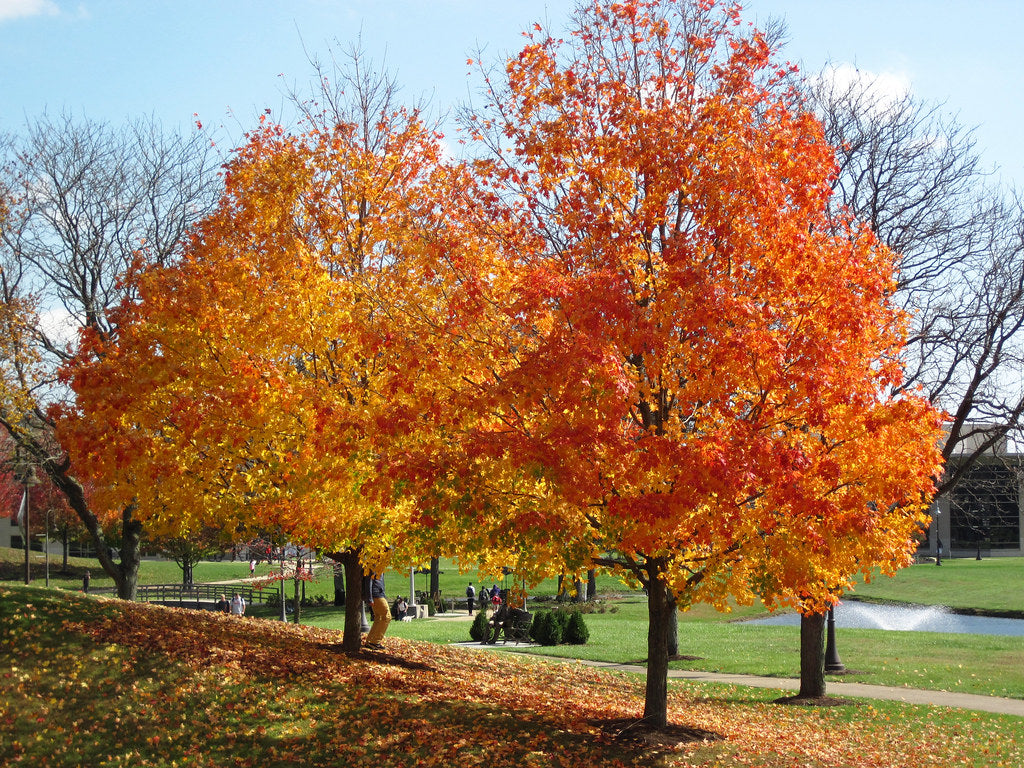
744, 601, 1024, 637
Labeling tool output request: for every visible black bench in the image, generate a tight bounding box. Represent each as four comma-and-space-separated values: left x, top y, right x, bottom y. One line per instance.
496, 608, 533, 645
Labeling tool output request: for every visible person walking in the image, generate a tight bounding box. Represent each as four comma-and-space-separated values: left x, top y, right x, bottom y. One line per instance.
466, 582, 476, 615
230, 592, 246, 616
479, 585, 490, 614
362, 572, 391, 650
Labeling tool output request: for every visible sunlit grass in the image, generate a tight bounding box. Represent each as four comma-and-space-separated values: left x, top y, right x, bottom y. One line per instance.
3, 584, 1022, 768
8, 548, 1024, 699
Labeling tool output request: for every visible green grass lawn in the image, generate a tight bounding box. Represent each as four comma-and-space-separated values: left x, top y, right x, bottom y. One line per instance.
6, 547, 1024, 699
2, 583, 1023, 768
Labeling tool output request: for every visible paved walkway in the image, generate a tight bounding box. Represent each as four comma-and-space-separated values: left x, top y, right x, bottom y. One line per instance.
458, 639, 1024, 716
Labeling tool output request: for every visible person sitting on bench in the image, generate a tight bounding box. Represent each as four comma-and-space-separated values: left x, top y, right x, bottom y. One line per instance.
485, 590, 511, 644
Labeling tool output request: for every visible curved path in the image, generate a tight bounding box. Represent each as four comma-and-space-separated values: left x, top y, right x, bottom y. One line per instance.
583, 660, 1024, 716
458, 637, 1024, 716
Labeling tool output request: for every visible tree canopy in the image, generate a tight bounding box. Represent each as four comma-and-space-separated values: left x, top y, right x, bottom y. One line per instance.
60, 0, 943, 726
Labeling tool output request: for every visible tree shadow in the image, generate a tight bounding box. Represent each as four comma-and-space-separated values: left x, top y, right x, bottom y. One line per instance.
591, 717, 723, 747
313, 641, 437, 672
774, 694, 860, 707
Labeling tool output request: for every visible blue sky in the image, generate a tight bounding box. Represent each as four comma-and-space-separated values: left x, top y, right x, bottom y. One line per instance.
2, 1, 1021, 184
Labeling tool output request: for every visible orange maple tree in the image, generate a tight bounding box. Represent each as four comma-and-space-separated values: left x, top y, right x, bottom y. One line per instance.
59, 96, 493, 645
400, 0, 943, 725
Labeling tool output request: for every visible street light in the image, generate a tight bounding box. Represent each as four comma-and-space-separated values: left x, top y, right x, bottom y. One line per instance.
824, 606, 846, 674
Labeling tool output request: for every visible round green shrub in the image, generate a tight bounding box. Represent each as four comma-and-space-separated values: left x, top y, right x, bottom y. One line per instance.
470, 611, 489, 642
564, 611, 590, 644
545, 611, 565, 645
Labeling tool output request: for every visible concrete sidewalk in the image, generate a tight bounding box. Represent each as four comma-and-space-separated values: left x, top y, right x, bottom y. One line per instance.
462, 644, 1024, 716
604, 662, 1024, 716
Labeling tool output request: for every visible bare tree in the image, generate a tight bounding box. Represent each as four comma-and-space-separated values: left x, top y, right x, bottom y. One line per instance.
0, 111, 222, 599
792, 68, 1024, 697
807, 70, 1024, 485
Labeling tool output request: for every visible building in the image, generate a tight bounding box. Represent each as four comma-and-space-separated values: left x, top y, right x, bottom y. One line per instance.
3, 511, 22, 550
925, 426, 1024, 558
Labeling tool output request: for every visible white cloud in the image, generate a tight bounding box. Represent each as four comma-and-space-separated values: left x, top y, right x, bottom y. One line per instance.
0, 0, 59, 22
817, 62, 912, 109
37, 305, 80, 350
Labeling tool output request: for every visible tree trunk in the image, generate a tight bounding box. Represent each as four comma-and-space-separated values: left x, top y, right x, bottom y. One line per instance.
667, 606, 679, 658
43, 455, 141, 600
587, 569, 596, 602
328, 550, 364, 653
333, 562, 346, 606
429, 557, 440, 595
799, 612, 827, 698
113, 505, 142, 600
644, 576, 674, 728
278, 547, 287, 622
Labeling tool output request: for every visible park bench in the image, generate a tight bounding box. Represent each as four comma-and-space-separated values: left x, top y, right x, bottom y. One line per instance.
496, 608, 533, 645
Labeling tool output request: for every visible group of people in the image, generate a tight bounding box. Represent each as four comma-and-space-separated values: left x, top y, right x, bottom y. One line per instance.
481, 588, 529, 644
212, 570, 521, 650
215, 593, 247, 616
391, 595, 409, 620
466, 582, 503, 615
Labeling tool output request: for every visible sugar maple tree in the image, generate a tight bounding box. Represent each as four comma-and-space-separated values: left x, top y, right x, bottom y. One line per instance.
416, 0, 943, 725
59, 93, 489, 647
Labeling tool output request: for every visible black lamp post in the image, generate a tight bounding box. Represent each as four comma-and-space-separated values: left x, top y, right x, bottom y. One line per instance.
824, 606, 846, 674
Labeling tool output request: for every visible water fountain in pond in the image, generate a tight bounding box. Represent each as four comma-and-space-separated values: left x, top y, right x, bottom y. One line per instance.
837, 602, 952, 631
745, 601, 1024, 636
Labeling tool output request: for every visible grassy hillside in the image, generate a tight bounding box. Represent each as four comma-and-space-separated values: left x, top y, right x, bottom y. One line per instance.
8, 548, 1024, 699
3, 584, 1022, 768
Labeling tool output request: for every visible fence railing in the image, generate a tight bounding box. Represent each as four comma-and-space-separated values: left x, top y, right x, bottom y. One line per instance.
119, 583, 280, 607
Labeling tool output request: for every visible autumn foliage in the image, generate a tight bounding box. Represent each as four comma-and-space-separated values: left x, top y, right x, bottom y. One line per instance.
58, 0, 943, 728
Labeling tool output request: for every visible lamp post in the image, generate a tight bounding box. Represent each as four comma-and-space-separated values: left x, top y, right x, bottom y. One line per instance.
44, 504, 50, 588
22, 476, 30, 585
824, 606, 846, 674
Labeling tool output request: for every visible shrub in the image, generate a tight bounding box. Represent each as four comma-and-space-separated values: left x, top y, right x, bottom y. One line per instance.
564, 611, 590, 644
470, 612, 489, 642
545, 611, 566, 645
529, 610, 550, 644
552, 608, 570, 637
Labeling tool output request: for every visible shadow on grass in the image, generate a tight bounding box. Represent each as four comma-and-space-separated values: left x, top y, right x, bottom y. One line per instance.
3, 584, 714, 767
313, 641, 438, 672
